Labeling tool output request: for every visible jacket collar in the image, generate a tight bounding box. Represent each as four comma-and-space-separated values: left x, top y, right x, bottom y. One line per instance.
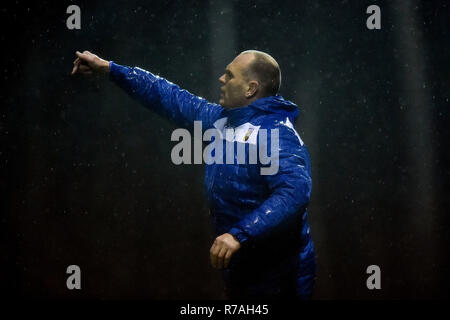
223, 95, 299, 127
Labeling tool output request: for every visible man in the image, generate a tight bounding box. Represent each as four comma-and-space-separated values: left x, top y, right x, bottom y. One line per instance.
71, 50, 315, 299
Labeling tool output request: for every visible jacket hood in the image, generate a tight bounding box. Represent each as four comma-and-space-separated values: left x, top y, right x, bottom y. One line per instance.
249, 95, 299, 121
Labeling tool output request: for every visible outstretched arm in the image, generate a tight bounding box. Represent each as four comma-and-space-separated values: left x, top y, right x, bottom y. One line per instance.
71, 51, 224, 129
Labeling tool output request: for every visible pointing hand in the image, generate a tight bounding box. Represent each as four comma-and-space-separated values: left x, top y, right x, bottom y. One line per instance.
71, 50, 110, 75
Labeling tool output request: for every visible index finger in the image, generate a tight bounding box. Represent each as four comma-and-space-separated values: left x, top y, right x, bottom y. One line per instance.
75, 51, 90, 62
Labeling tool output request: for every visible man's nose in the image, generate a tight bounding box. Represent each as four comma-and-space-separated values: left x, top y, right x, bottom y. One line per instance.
219, 74, 225, 83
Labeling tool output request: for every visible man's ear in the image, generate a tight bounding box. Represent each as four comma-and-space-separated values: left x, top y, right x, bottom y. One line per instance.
246, 81, 259, 98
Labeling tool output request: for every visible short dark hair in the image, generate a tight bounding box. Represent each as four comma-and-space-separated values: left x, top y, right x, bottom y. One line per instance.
242, 50, 281, 97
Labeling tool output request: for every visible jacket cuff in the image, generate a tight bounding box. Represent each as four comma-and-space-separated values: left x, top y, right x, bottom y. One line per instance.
109, 61, 126, 82
228, 227, 249, 245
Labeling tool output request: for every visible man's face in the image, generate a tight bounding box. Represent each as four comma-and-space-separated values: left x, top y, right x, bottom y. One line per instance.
218, 54, 253, 108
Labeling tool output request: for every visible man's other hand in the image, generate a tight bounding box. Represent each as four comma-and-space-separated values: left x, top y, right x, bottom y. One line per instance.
210, 233, 241, 269
71, 50, 110, 75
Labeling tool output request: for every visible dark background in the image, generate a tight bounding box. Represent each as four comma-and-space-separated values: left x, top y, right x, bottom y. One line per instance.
1, 0, 449, 299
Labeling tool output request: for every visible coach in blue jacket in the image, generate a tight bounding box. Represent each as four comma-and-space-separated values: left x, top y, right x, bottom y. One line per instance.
71, 49, 316, 299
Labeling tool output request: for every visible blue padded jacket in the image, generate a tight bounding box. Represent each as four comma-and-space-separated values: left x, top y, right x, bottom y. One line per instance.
109, 62, 315, 299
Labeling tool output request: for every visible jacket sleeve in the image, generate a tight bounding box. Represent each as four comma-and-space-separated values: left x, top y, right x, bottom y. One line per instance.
228, 124, 312, 244
109, 61, 224, 129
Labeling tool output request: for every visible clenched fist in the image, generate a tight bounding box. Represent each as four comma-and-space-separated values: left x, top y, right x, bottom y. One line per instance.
210, 233, 241, 269
71, 50, 110, 75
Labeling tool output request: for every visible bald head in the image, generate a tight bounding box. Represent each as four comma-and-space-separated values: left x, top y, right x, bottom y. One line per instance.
218, 50, 282, 108
240, 50, 281, 97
